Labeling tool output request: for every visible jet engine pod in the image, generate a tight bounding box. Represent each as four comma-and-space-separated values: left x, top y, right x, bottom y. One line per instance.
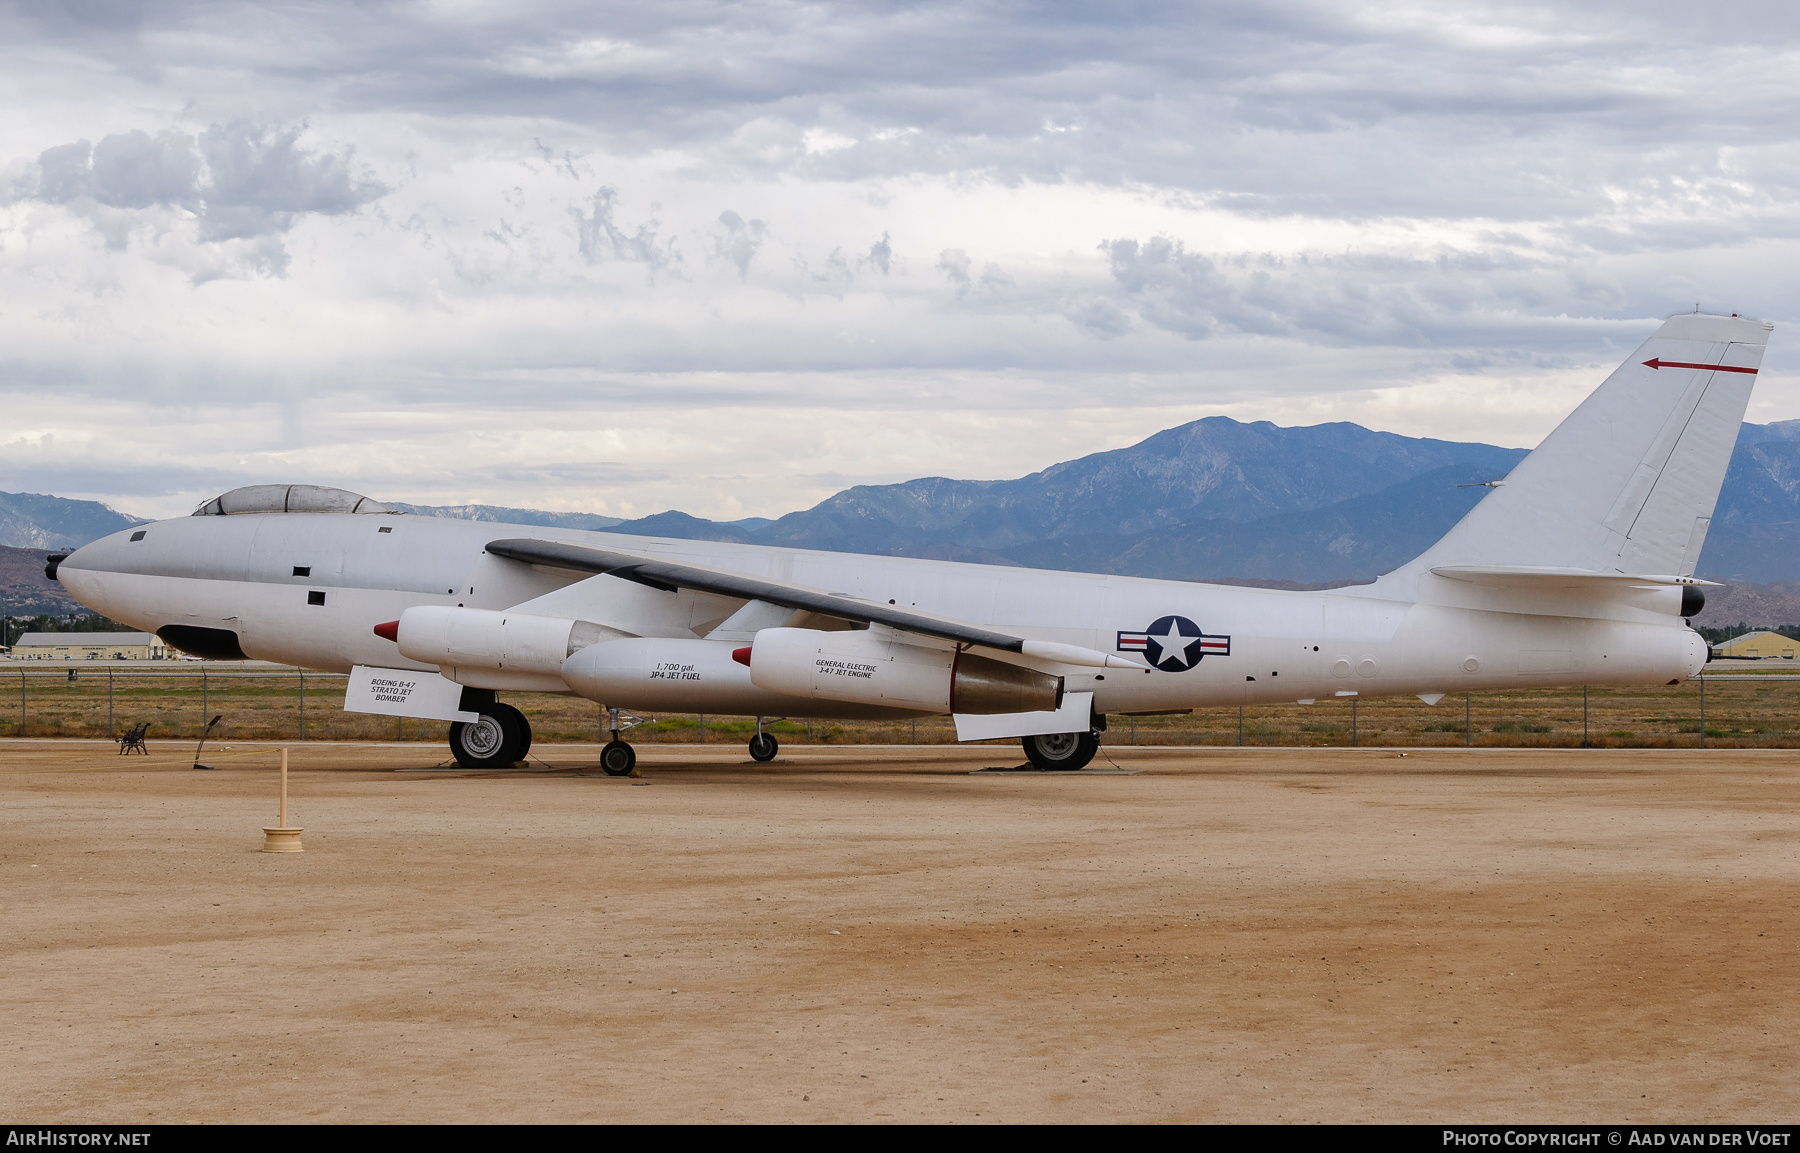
394, 606, 619, 676
747, 627, 1062, 714
561, 637, 794, 714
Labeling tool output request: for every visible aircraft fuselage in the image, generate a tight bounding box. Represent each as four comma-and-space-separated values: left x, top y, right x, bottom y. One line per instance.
58, 510, 1705, 719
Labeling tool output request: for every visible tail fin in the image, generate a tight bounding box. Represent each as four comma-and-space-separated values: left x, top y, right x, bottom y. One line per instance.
1393, 312, 1772, 584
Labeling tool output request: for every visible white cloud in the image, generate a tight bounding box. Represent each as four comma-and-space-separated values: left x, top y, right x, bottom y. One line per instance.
0, 1, 1797, 521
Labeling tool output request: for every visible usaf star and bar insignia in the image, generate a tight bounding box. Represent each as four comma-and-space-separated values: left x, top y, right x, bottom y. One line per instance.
1117, 614, 1230, 672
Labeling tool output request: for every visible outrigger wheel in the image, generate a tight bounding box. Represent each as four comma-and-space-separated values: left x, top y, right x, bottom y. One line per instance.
600, 740, 637, 777
748, 732, 779, 762
1021, 729, 1100, 771
449, 702, 531, 769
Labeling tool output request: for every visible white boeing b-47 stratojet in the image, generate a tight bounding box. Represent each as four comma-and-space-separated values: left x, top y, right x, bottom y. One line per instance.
48, 312, 1771, 773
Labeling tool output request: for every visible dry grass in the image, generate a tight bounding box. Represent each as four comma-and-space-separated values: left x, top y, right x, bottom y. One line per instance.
2, 667, 1796, 749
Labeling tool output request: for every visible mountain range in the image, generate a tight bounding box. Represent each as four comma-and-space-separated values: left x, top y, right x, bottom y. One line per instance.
5, 414, 1800, 615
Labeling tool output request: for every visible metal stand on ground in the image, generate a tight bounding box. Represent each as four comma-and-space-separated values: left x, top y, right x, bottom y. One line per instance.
202, 670, 208, 732
193, 714, 222, 770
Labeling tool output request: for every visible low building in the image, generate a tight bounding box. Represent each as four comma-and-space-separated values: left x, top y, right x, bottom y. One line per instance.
1712, 630, 1799, 660
6, 632, 169, 660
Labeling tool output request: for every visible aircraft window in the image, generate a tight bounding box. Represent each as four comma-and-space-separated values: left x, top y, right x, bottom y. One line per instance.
191, 484, 399, 517
307, 591, 326, 606
293, 566, 311, 577
378, 526, 392, 534
129, 531, 146, 542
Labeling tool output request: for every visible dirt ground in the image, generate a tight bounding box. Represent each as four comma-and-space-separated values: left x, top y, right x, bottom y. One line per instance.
2, 738, 1797, 1124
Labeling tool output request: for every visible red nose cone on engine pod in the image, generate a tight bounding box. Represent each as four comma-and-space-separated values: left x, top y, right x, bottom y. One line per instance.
732, 647, 752, 666
373, 620, 400, 642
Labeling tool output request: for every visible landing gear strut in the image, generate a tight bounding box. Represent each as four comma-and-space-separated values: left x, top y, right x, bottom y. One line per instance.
748, 717, 779, 762
449, 702, 531, 768
600, 706, 638, 777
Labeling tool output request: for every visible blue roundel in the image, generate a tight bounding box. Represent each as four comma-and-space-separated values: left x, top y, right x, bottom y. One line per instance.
1144, 615, 1205, 672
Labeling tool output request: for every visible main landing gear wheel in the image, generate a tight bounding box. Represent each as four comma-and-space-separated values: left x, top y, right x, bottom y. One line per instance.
748, 733, 779, 762
449, 703, 531, 769
600, 740, 637, 777
1021, 730, 1100, 771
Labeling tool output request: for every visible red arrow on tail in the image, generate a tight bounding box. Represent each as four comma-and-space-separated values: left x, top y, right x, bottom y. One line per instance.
1642, 358, 1758, 374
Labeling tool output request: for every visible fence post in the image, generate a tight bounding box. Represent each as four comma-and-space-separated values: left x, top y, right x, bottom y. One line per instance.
1465, 693, 1471, 747
1699, 675, 1706, 749
299, 670, 305, 741
699, 714, 705, 742
202, 670, 208, 735
109, 670, 115, 738
1238, 704, 1244, 746
18, 670, 24, 737
1352, 697, 1357, 747
1582, 685, 1589, 747
911, 718, 916, 744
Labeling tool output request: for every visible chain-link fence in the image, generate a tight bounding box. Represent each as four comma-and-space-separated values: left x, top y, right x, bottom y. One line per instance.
3, 667, 1797, 748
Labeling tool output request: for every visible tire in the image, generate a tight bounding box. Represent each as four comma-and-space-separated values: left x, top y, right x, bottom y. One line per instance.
496, 702, 532, 759
1021, 730, 1099, 771
748, 733, 779, 762
600, 740, 637, 777
449, 704, 529, 768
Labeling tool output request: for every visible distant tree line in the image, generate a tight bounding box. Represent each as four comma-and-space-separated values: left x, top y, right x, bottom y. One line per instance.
1, 612, 137, 647
1696, 623, 1800, 645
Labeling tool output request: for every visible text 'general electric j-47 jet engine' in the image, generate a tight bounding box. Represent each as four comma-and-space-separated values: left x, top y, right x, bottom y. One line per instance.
744, 627, 1062, 714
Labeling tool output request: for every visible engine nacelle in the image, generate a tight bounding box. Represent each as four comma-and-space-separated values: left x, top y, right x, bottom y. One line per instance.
747, 627, 1062, 715
395, 606, 621, 677
561, 638, 797, 713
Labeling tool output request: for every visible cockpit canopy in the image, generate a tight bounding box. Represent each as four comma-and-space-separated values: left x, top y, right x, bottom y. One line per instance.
192, 485, 398, 516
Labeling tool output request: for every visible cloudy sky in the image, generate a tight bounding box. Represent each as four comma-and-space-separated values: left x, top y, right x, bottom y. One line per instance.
3, 1, 1798, 521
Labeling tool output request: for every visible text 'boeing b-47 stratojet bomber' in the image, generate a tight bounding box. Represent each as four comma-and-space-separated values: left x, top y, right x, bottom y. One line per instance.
48, 312, 1771, 773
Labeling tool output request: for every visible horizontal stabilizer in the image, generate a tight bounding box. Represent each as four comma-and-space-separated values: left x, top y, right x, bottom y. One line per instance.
1430, 566, 1717, 588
